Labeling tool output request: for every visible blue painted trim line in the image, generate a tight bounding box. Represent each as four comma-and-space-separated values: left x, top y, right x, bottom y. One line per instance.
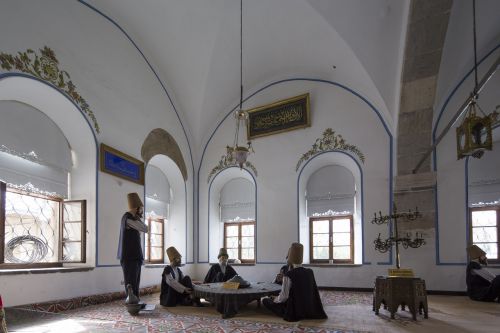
197, 78, 393, 264
78, 0, 196, 264
456, 124, 500, 267
77, 1, 193, 169
432, 43, 500, 265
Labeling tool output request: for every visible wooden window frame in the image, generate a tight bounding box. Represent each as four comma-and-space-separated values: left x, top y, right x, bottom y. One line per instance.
0, 182, 86, 268
223, 221, 255, 264
309, 215, 354, 264
146, 217, 165, 264
469, 206, 500, 265
59, 200, 87, 263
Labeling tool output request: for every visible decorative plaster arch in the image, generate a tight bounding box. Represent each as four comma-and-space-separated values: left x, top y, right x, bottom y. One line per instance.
142, 128, 188, 181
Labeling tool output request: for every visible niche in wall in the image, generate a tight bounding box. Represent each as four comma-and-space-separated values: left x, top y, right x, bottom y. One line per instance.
0, 76, 97, 266
208, 167, 256, 263
298, 152, 363, 264
146, 154, 187, 262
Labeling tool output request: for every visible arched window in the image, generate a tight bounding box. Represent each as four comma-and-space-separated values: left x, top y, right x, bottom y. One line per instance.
0, 98, 92, 267
307, 165, 355, 263
298, 152, 363, 265
145, 154, 186, 263
221, 178, 255, 263
208, 168, 256, 264
468, 127, 500, 264
144, 165, 170, 263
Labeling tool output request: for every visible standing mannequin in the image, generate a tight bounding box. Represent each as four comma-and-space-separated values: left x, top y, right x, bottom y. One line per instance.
117, 192, 149, 300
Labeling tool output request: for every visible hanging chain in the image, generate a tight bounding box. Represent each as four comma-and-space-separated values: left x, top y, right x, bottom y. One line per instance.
240, 0, 243, 111
472, 0, 479, 97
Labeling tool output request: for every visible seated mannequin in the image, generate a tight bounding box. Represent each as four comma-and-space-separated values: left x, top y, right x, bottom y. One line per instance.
274, 254, 291, 284
160, 246, 203, 307
204, 248, 238, 283
466, 245, 500, 302
263, 242, 327, 322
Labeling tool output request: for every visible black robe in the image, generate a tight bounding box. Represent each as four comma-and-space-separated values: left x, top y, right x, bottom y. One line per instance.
203, 264, 237, 283
160, 265, 194, 306
466, 261, 500, 302
284, 267, 327, 321
274, 265, 291, 284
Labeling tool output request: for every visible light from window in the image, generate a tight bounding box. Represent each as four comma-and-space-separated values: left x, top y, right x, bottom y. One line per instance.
61, 201, 86, 262
224, 222, 255, 263
4, 190, 59, 263
471, 208, 499, 261
145, 218, 164, 263
1, 183, 86, 267
310, 216, 353, 263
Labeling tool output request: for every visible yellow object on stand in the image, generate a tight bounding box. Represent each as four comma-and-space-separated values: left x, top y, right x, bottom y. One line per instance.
388, 268, 414, 277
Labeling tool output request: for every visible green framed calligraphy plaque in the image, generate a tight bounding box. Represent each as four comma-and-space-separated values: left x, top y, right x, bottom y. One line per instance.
246, 93, 310, 139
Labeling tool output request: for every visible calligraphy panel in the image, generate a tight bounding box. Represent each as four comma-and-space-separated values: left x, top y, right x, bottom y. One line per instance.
246, 93, 310, 139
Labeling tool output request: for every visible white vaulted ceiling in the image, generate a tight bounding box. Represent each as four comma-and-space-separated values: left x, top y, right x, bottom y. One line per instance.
85, 0, 409, 151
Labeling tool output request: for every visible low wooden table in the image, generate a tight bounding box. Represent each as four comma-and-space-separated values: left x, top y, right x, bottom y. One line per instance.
193, 282, 281, 318
372, 276, 428, 320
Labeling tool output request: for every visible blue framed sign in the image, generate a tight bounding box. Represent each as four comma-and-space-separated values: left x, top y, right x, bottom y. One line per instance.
100, 144, 144, 185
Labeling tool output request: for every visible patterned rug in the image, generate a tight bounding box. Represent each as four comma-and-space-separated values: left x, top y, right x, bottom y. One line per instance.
8, 291, 372, 333
319, 291, 372, 306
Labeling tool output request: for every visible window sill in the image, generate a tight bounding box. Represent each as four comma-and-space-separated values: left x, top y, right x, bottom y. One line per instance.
145, 263, 195, 268
145, 264, 168, 268
208, 262, 256, 266
303, 263, 363, 267
0, 266, 94, 275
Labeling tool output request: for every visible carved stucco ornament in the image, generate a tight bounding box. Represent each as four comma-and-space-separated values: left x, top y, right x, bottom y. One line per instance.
296, 128, 365, 171
0, 46, 100, 133
207, 152, 257, 183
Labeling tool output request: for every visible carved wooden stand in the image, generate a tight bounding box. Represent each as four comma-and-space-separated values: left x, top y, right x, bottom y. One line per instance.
373, 276, 428, 320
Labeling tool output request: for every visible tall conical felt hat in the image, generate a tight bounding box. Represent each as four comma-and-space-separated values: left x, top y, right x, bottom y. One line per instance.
127, 192, 143, 210
467, 245, 486, 260
166, 246, 181, 262
287, 242, 304, 265
218, 248, 229, 258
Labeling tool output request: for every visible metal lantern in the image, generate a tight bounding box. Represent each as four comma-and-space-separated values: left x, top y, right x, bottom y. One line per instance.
456, 101, 493, 160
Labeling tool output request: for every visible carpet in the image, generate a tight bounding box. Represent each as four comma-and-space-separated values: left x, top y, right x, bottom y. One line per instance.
8, 291, 372, 333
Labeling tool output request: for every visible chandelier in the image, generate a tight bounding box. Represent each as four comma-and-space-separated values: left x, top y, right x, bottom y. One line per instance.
226, 0, 254, 169
456, 0, 498, 160
371, 203, 424, 269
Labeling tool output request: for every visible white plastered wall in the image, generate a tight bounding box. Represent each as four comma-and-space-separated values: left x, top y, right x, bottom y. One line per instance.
431, 0, 500, 285
0, 1, 194, 306
197, 79, 394, 287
